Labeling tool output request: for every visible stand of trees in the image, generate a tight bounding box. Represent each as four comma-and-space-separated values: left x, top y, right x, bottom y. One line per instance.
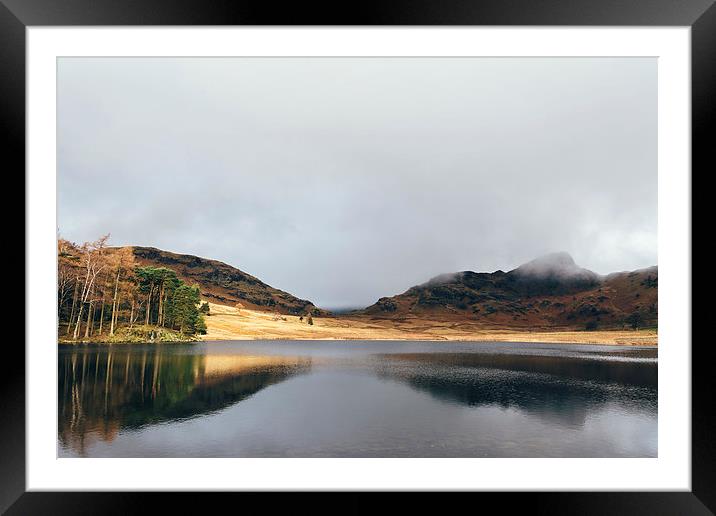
58, 235, 206, 340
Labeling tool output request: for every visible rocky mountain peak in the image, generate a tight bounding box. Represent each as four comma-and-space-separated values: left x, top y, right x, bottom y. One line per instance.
512, 252, 589, 279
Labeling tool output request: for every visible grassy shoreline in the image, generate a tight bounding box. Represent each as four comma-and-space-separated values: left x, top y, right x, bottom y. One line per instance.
58, 325, 200, 345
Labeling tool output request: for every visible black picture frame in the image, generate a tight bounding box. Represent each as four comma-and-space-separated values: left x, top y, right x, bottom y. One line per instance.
4, 0, 712, 513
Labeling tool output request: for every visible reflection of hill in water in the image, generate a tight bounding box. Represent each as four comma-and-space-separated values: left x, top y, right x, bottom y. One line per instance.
58, 347, 310, 455
373, 352, 657, 427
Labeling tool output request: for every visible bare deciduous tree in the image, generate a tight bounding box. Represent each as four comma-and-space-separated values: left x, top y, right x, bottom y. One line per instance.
72, 235, 110, 339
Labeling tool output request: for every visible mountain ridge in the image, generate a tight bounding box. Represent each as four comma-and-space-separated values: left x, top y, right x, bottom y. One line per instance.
120, 246, 656, 330
127, 246, 326, 316
361, 253, 657, 330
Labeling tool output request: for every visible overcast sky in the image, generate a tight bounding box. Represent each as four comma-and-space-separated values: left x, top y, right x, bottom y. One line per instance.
58, 57, 656, 309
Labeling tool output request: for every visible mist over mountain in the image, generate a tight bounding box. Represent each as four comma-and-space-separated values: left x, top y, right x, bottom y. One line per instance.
513, 252, 598, 280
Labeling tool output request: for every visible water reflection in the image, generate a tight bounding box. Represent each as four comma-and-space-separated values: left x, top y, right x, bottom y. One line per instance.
58, 345, 311, 456
372, 353, 657, 428
58, 341, 657, 457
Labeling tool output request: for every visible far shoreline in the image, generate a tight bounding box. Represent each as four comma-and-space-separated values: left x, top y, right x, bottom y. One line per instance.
58, 333, 657, 347
198, 332, 657, 347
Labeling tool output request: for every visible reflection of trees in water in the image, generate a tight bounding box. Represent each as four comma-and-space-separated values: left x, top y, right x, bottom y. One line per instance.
58, 346, 311, 455
373, 353, 657, 427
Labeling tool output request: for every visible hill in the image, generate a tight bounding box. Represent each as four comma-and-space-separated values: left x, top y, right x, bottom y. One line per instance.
361, 252, 657, 330
128, 246, 325, 316
58, 239, 657, 342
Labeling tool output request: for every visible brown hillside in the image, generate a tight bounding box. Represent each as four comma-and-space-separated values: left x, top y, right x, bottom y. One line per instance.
361, 253, 657, 330
127, 246, 325, 316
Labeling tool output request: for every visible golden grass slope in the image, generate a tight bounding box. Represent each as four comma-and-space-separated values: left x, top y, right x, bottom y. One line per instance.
203, 302, 657, 346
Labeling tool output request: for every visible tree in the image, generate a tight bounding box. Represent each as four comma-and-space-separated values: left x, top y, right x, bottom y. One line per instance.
72, 235, 109, 339
109, 247, 134, 335
195, 315, 207, 335
58, 238, 83, 334
307, 315, 313, 326
626, 312, 642, 330
57, 239, 78, 323
135, 266, 181, 327
169, 284, 203, 334
199, 302, 210, 315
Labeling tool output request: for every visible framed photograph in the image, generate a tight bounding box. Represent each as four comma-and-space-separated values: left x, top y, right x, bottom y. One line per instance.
6, 0, 712, 513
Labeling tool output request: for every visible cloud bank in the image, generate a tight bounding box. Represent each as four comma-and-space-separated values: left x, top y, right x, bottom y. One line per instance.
58, 57, 656, 309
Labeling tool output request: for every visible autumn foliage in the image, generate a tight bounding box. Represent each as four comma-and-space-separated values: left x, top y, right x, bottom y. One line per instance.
58, 235, 206, 341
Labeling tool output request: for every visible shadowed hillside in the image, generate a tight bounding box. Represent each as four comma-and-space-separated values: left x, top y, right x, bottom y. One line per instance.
362, 253, 657, 330
129, 246, 325, 316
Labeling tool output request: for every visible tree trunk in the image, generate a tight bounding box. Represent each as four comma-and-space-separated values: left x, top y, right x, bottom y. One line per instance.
98, 296, 106, 335
73, 304, 84, 340
67, 278, 80, 335
73, 255, 93, 339
145, 288, 152, 326
158, 283, 164, 327
58, 276, 73, 324
84, 301, 93, 338
110, 265, 121, 335
111, 294, 121, 335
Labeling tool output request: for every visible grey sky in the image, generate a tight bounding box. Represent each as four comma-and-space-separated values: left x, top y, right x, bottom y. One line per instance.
58, 57, 657, 309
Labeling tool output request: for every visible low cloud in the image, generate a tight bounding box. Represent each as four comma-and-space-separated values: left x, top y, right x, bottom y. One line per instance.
58, 57, 657, 309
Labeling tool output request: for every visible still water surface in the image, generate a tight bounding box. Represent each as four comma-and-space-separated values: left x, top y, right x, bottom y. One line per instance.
58, 340, 657, 457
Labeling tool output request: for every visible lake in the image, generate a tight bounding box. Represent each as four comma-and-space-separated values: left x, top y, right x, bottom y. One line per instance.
58, 340, 657, 457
